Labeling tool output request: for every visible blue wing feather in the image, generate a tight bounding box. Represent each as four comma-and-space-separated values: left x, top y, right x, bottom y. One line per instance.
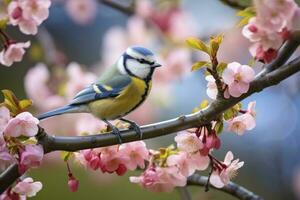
70, 75, 132, 105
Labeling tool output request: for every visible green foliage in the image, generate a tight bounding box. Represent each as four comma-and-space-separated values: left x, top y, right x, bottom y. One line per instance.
0, 90, 32, 116
186, 37, 210, 55
191, 61, 211, 71
214, 121, 224, 134
237, 7, 256, 27
217, 62, 228, 76
223, 103, 242, 120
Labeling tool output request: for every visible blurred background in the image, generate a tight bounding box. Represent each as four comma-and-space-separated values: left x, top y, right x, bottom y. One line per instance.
2, 0, 300, 199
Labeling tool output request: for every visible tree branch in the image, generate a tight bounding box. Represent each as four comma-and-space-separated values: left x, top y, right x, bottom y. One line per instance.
219, 0, 250, 10
98, 0, 135, 15
187, 174, 263, 200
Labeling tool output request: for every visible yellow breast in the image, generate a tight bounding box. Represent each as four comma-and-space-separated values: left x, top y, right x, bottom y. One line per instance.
88, 77, 152, 120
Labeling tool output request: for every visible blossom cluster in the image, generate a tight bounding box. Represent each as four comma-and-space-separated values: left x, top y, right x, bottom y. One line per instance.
0, 0, 51, 66
75, 141, 149, 176
130, 131, 244, 191
0, 105, 43, 199
242, 0, 299, 63
0, 177, 42, 200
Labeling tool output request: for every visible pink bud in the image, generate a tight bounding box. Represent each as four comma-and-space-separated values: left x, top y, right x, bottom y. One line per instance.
248, 24, 257, 33
116, 164, 127, 176
68, 177, 79, 192
11, 6, 22, 20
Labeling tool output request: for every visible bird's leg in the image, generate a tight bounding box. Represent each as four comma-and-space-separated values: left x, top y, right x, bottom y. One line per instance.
103, 120, 122, 144
120, 118, 142, 139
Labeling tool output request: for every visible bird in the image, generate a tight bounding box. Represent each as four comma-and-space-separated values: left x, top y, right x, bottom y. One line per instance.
37, 46, 162, 143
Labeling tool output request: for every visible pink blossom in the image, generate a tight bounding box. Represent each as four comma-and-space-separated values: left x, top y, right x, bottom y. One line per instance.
167, 151, 209, 177
7, 0, 50, 35
130, 166, 186, 192
205, 75, 218, 100
249, 44, 278, 64
242, 18, 283, 51
227, 113, 256, 135
222, 62, 255, 98
65, 0, 97, 25
76, 149, 102, 170
254, 0, 297, 32
0, 41, 30, 67
0, 106, 11, 134
20, 0, 51, 25
175, 132, 203, 153
20, 145, 44, 170
68, 177, 79, 192
12, 177, 42, 197
210, 151, 244, 188
4, 112, 39, 138
119, 141, 149, 170
100, 146, 128, 174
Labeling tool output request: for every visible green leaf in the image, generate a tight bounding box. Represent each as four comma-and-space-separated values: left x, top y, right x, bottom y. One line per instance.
61, 151, 73, 162
186, 37, 210, 55
237, 7, 256, 27
210, 34, 224, 57
215, 121, 224, 134
191, 61, 211, 71
200, 99, 209, 109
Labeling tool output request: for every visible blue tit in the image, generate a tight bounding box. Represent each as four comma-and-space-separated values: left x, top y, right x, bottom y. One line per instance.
37, 46, 162, 143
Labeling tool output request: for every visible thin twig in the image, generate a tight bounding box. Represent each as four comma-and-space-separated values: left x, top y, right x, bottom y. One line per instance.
219, 0, 250, 10
99, 0, 135, 15
188, 174, 263, 200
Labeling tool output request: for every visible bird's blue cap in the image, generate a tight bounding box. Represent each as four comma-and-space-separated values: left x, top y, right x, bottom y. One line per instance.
130, 46, 154, 56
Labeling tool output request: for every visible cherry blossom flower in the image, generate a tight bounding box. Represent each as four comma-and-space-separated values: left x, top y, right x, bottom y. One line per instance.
0, 41, 30, 67
200, 131, 221, 156
119, 141, 149, 170
0, 106, 11, 134
4, 112, 39, 138
227, 113, 256, 135
167, 151, 209, 177
20, 0, 51, 25
65, 0, 97, 25
222, 62, 255, 98
12, 177, 42, 197
210, 151, 244, 188
130, 166, 186, 192
100, 146, 128, 175
7, 0, 51, 35
247, 101, 256, 116
175, 132, 203, 153
205, 75, 218, 100
20, 145, 44, 170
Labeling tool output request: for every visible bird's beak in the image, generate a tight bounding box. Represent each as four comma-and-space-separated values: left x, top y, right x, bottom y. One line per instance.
152, 63, 162, 68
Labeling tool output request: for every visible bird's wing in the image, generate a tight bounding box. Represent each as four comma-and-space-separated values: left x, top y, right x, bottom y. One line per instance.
69, 75, 132, 105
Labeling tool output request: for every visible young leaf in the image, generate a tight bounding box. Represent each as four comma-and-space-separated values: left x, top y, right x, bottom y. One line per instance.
186, 37, 210, 55
217, 62, 227, 75
210, 34, 224, 57
191, 61, 211, 71
237, 7, 256, 27
215, 121, 224, 134
200, 99, 209, 109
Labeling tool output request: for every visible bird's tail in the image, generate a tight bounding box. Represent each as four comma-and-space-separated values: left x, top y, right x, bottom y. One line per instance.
37, 105, 80, 120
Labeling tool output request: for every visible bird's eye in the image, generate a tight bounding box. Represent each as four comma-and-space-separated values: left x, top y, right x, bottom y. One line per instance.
137, 58, 147, 64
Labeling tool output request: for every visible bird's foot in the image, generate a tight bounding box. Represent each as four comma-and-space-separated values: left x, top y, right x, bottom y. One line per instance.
121, 118, 142, 140
112, 126, 122, 144
104, 120, 123, 144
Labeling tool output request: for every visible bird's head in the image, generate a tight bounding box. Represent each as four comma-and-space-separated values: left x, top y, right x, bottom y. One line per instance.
117, 46, 162, 80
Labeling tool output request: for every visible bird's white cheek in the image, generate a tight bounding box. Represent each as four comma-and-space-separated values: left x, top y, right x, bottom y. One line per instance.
127, 60, 150, 79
